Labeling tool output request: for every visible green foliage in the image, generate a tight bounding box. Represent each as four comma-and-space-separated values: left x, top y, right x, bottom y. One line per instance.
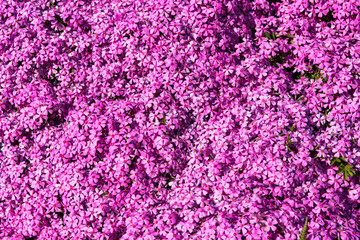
264, 31, 277, 40
290, 66, 327, 82
159, 113, 167, 125
289, 124, 295, 132
310, 144, 319, 159
284, 134, 298, 152
101, 191, 110, 197
285, 139, 298, 147
320, 107, 331, 116
268, 55, 285, 67
264, 32, 271, 39
294, 94, 304, 102
48, 73, 59, 85
49, 0, 58, 8
331, 157, 356, 180
299, 217, 308, 240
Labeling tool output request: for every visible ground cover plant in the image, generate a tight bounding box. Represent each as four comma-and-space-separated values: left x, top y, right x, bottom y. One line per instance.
0, 0, 360, 239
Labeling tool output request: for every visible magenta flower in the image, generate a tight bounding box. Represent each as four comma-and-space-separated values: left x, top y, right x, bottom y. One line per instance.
1, 0, 360, 239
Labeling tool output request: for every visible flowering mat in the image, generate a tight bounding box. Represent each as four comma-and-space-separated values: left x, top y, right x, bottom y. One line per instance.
1, 0, 360, 239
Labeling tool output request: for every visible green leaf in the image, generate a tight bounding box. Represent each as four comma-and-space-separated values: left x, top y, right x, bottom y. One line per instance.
331, 158, 341, 165
290, 125, 295, 132
337, 168, 344, 175
160, 113, 167, 125
299, 217, 308, 240
343, 171, 348, 180
344, 164, 353, 170
344, 165, 355, 180
272, 32, 276, 40
264, 32, 272, 40
330, 156, 357, 181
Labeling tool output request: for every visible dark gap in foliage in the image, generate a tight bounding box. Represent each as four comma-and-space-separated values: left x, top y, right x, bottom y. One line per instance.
321, 11, 335, 23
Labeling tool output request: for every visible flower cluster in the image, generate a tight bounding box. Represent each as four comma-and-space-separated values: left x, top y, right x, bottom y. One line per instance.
0, 0, 360, 239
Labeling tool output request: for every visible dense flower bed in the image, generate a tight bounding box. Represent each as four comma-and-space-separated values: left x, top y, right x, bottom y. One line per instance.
0, 0, 360, 239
